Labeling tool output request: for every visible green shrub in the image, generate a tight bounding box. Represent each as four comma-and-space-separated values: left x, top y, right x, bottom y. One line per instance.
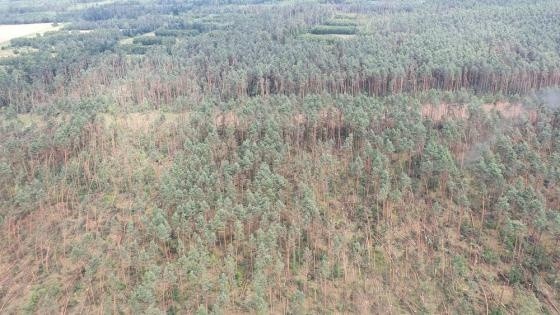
133, 36, 163, 46
309, 25, 357, 35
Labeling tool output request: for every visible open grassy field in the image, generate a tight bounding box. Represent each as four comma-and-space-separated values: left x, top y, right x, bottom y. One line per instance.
0, 23, 61, 44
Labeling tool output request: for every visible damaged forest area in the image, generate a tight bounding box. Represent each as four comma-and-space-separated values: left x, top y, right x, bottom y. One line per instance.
1, 0, 560, 314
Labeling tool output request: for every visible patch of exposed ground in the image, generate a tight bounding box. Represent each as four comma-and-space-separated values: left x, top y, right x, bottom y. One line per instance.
422, 102, 537, 121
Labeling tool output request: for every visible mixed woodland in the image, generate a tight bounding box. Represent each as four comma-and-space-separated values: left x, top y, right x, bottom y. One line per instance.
1, 0, 560, 313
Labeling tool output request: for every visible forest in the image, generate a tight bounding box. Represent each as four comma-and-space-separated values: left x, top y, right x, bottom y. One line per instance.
0, 0, 559, 314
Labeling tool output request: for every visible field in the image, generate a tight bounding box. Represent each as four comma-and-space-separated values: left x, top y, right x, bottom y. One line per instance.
0, 23, 60, 44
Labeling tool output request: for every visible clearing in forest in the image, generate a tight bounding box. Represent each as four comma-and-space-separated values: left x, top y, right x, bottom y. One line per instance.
304, 13, 365, 41
68, 0, 117, 10
0, 23, 61, 44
